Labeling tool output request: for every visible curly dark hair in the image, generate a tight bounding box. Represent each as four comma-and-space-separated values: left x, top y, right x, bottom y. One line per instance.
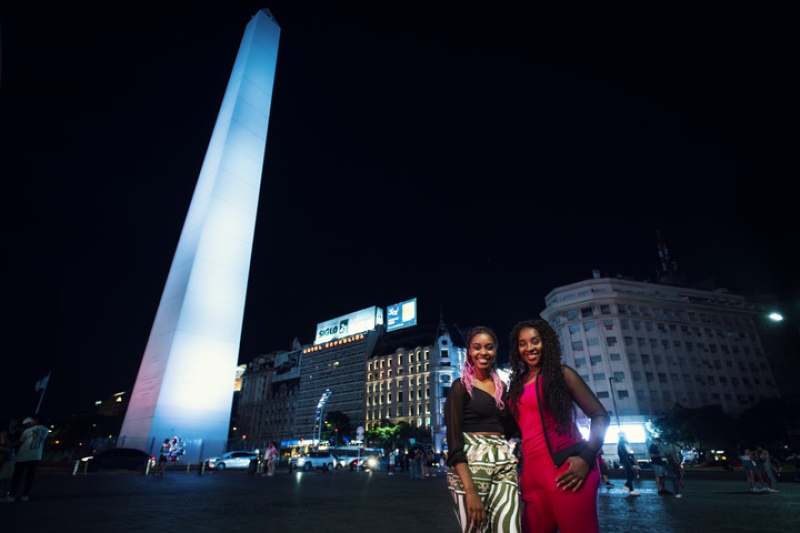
507, 318, 575, 433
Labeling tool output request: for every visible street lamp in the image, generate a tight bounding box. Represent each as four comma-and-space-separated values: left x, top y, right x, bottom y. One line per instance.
608, 377, 622, 432
314, 389, 332, 447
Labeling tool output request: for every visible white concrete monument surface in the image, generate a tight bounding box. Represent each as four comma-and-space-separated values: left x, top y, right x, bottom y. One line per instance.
118, 9, 281, 463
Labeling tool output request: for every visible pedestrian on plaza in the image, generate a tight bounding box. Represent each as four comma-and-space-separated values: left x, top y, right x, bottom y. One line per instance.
666, 452, 684, 489
739, 444, 764, 493
445, 325, 521, 532
597, 451, 613, 488
0, 419, 20, 498
157, 438, 171, 476
788, 451, 800, 482
508, 318, 610, 533
617, 434, 640, 496
265, 441, 278, 476
660, 452, 683, 498
2, 415, 49, 503
755, 444, 779, 493
649, 437, 668, 495
409, 449, 420, 478
419, 448, 429, 479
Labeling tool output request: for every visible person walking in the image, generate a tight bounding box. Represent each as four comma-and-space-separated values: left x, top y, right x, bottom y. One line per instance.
388, 449, 397, 475
597, 452, 613, 488
788, 451, 800, 483
265, 441, 278, 476
661, 452, 683, 498
739, 444, 763, 492
2, 415, 49, 503
507, 318, 610, 533
0, 419, 20, 498
649, 437, 668, 495
617, 434, 640, 497
157, 438, 171, 476
445, 326, 521, 532
756, 445, 779, 493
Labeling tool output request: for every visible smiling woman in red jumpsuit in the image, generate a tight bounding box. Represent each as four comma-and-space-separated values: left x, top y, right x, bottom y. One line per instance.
507, 319, 610, 533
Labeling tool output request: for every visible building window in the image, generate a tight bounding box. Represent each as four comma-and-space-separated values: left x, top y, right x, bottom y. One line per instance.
581, 307, 593, 318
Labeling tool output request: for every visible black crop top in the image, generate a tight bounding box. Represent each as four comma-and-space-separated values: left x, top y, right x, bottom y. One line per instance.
444, 378, 519, 467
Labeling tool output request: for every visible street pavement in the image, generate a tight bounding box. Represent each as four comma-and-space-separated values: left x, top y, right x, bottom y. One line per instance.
2, 464, 799, 532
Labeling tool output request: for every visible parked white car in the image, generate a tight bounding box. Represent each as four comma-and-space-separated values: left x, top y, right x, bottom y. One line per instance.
205, 451, 259, 470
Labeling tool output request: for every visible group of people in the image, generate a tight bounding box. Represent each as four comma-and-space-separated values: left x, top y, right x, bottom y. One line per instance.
1, 415, 49, 503
444, 319, 610, 533
649, 437, 684, 498
740, 443, 780, 493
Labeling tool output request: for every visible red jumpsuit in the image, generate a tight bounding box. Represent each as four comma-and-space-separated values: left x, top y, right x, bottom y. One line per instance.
514, 377, 602, 533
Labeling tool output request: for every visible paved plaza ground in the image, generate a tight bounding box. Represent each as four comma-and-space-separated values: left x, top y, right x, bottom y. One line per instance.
2, 464, 798, 532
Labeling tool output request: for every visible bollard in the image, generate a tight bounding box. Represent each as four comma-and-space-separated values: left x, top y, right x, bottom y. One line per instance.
144, 458, 152, 476
72, 459, 80, 476
186, 463, 191, 474
198, 461, 205, 476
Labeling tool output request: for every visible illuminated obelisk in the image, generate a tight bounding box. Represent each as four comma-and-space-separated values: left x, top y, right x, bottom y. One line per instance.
118, 9, 280, 463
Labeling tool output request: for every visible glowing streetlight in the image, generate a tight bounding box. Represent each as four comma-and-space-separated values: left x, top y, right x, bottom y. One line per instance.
768, 312, 784, 322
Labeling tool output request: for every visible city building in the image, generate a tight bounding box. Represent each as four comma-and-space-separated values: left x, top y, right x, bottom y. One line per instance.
236, 304, 468, 454
236, 243, 791, 461
365, 321, 468, 453
540, 269, 780, 457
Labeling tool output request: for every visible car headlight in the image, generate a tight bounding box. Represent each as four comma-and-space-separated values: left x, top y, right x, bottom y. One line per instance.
80, 456, 94, 463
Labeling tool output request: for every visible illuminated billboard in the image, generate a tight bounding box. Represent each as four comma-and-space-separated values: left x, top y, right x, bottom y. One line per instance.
314, 306, 384, 345
386, 298, 417, 332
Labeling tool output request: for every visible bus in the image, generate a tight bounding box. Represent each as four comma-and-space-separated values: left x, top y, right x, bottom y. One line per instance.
327, 446, 384, 470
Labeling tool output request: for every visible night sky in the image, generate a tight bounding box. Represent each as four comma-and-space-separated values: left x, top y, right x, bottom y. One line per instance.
2, 2, 796, 419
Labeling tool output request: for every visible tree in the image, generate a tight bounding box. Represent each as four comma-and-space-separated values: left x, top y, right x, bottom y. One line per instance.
322, 411, 351, 445
653, 404, 735, 457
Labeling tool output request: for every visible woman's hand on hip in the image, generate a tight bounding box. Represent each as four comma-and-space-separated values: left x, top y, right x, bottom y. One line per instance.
556, 457, 590, 492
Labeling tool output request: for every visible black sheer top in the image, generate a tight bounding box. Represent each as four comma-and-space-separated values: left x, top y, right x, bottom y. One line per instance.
444, 378, 519, 467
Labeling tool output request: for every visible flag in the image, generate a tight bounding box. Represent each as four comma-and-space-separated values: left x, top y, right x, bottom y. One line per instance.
35, 373, 50, 392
